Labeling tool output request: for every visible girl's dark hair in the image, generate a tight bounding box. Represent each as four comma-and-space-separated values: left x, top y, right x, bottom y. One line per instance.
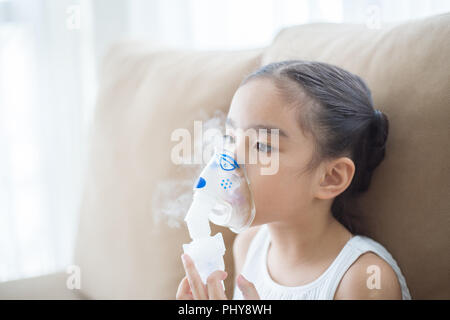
239, 60, 389, 235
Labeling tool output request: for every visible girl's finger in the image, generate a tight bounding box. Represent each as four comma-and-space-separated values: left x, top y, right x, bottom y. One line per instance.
181, 253, 208, 300
237, 274, 260, 300
176, 276, 194, 300
206, 270, 228, 300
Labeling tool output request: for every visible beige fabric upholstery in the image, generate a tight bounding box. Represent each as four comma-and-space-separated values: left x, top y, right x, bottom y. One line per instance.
0, 272, 85, 299
262, 13, 450, 299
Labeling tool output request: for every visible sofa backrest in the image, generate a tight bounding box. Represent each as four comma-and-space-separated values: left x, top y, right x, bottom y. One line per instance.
262, 13, 450, 299
74, 14, 450, 299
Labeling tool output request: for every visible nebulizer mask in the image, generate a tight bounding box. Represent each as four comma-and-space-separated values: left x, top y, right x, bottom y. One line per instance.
182, 143, 255, 285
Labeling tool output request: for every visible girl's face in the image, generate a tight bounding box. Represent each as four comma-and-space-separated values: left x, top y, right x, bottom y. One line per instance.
226, 78, 321, 226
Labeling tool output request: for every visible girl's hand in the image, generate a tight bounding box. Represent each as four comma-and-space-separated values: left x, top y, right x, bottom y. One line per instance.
176, 253, 260, 300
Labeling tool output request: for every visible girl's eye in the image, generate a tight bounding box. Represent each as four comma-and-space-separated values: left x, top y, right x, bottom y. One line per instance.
256, 142, 272, 153
223, 134, 235, 144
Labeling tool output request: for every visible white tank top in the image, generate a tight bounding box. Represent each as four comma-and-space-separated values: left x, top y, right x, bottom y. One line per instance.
232, 224, 411, 300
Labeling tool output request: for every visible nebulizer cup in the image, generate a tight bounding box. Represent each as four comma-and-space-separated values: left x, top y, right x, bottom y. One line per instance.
182, 145, 256, 285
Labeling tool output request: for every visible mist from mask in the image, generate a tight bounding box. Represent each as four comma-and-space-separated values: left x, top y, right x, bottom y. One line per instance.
152, 110, 227, 228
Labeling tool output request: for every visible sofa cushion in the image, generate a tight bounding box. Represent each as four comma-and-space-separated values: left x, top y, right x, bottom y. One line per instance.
0, 272, 86, 299
261, 13, 450, 299
73, 42, 263, 299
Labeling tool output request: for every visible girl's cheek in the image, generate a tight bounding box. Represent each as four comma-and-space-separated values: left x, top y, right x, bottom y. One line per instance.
249, 164, 308, 213
247, 168, 283, 208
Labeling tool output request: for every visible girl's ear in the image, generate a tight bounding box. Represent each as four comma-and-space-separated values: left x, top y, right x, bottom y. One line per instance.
315, 157, 355, 200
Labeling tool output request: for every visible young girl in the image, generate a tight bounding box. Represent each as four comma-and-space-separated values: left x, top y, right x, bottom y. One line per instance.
176, 60, 411, 300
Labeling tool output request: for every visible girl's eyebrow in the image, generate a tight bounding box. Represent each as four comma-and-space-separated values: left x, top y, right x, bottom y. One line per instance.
251, 125, 288, 138
226, 118, 288, 138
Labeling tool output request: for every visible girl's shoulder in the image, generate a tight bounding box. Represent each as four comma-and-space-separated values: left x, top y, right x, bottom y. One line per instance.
334, 235, 404, 299
334, 250, 403, 299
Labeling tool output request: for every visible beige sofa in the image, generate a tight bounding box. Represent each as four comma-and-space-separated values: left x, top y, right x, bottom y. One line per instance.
1, 13, 449, 300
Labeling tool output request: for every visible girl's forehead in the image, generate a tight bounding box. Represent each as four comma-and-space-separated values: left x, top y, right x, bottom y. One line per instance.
227, 78, 307, 141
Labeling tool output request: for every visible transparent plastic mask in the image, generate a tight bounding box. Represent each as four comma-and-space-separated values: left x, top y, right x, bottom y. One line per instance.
192, 145, 255, 233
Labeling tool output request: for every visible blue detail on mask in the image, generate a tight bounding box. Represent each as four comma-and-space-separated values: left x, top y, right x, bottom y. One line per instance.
219, 153, 239, 171
195, 177, 206, 188
221, 179, 232, 190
